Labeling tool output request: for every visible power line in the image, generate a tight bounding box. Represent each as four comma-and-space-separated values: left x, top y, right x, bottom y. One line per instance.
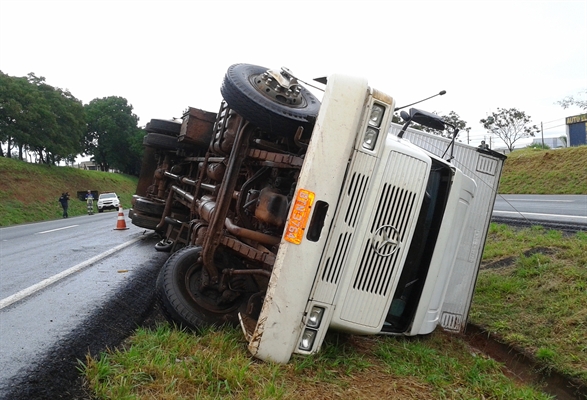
543, 123, 566, 130
542, 117, 565, 124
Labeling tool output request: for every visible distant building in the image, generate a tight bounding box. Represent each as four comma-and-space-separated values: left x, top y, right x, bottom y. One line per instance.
76, 161, 118, 173
566, 113, 587, 146
78, 161, 98, 170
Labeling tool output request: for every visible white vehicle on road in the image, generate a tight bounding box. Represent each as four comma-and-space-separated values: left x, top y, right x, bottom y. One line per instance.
97, 193, 120, 213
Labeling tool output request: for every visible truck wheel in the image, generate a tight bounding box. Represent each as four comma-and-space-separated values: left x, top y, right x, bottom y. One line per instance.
143, 133, 180, 150
133, 196, 165, 216
145, 119, 182, 136
143, 132, 196, 151
220, 63, 321, 137
156, 246, 254, 330
130, 210, 160, 230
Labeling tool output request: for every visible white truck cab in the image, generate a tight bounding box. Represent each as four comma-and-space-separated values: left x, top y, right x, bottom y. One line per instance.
244, 74, 477, 363
132, 64, 505, 364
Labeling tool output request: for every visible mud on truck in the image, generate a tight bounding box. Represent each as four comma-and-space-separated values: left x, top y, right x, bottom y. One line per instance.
130, 63, 506, 363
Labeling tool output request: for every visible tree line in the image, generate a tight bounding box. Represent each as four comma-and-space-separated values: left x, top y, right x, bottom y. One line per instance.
393, 90, 587, 152
0, 71, 144, 175
2, 71, 582, 162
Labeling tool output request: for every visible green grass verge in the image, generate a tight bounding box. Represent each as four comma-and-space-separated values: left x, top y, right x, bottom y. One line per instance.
82, 325, 552, 399
471, 224, 587, 381
0, 157, 138, 226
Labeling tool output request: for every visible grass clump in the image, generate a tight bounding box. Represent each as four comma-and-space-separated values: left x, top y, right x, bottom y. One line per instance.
83, 325, 287, 400
83, 324, 552, 399
471, 223, 587, 381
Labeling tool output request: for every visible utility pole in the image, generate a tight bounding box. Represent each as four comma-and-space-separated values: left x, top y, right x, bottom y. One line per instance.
541, 122, 544, 149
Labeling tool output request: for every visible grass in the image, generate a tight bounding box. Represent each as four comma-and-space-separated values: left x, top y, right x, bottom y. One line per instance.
470, 224, 587, 382
0, 157, 138, 226
82, 324, 552, 399
498, 146, 587, 194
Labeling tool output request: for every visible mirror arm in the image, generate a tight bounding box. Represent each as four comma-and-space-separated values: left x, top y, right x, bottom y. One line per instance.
442, 126, 459, 162
397, 119, 412, 138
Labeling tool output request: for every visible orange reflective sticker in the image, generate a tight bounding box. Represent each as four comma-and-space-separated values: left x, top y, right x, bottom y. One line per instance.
284, 189, 315, 244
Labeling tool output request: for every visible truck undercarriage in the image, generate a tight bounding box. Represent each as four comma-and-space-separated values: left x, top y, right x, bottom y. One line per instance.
131, 64, 321, 331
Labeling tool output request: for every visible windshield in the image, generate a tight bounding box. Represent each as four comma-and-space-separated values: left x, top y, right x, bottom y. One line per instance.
382, 158, 453, 333
99, 193, 117, 199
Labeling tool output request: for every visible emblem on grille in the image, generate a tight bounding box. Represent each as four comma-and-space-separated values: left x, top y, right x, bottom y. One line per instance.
372, 225, 400, 257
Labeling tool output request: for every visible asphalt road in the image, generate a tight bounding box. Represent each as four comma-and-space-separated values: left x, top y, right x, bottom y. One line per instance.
0, 211, 169, 399
493, 194, 587, 227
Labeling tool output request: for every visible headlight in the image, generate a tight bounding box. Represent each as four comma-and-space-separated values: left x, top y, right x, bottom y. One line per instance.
369, 104, 385, 127
362, 126, 379, 150
307, 306, 325, 328
362, 104, 386, 150
299, 328, 317, 351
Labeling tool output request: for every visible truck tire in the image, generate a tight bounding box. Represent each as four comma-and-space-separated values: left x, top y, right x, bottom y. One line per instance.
143, 133, 180, 150
143, 132, 196, 152
133, 196, 165, 216
130, 210, 160, 230
145, 119, 182, 136
220, 63, 321, 137
156, 246, 255, 330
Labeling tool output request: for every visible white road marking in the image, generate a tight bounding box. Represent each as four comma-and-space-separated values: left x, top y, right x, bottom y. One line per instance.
36, 225, 79, 234
0, 235, 145, 310
493, 210, 587, 221
504, 199, 574, 202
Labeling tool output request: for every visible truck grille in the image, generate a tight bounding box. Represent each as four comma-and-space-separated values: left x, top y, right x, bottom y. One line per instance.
353, 184, 416, 295
320, 172, 369, 284
344, 172, 369, 227
313, 149, 428, 330
339, 150, 427, 327
312, 157, 373, 302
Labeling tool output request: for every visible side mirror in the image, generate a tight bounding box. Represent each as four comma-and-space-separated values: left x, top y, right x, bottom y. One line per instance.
397, 108, 446, 137
407, 108, 446, 131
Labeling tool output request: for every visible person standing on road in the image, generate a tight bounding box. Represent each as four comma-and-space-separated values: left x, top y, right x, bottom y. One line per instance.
84, 190, 94, 215
58, 192, 70, 218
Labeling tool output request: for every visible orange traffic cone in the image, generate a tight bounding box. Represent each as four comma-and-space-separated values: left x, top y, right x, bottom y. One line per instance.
114, 206, 129, 230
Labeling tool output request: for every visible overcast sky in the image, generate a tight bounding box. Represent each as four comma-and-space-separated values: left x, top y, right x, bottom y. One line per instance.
1, 0, 586, 149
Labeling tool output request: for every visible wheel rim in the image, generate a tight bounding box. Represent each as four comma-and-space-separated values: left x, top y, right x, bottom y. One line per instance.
183, 261, 240, 314
249, 68, 307, 108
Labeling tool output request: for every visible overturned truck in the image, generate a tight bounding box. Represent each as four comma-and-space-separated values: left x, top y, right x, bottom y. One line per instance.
131, 63, 506, 363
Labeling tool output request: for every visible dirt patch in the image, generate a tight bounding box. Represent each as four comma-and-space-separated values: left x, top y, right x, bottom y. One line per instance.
463, 324, 587, 400
481, 247, 557, 270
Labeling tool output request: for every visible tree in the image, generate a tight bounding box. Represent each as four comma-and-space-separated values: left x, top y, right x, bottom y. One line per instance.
556, 90, 587, 111
0, 72, 40, 159
84, 96, 143, 174
24, 73, 85, 164
425, 111, 471, 142
0, 71, 85, 163
479, 108, 539, 152
394, 110, 470, 142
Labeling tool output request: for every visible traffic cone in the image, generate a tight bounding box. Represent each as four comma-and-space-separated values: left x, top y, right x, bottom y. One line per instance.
114, 206, 129, 230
